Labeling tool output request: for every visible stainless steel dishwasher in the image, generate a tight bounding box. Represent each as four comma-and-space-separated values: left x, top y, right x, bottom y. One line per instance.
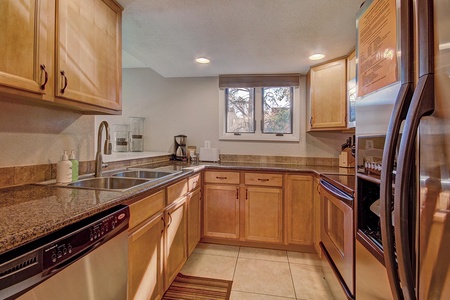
0, 205, 129, 300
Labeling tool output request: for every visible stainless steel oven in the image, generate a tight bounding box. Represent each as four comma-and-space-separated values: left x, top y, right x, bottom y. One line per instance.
319, 174, 355, 300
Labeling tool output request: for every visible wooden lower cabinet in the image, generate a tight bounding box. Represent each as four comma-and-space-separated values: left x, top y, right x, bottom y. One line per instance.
128, 212, 164, 300
164, 197, 188, 290
285, 175, 314, 245
187, 188, 201, 255
203, 184, 240, 239
244, 186, 283, 243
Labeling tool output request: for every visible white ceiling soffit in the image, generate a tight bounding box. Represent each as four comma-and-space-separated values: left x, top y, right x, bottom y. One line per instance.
118, 0, 362, 78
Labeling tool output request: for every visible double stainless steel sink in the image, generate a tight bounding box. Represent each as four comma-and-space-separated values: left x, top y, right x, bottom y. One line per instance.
63, 168, 182, 192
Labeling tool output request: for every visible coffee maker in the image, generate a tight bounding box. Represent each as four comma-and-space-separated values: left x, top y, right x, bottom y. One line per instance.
174, 135, 187, 161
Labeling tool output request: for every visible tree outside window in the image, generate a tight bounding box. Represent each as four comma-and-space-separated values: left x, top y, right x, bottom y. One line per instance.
262, 87, 293, 134
226, 88, 255, 133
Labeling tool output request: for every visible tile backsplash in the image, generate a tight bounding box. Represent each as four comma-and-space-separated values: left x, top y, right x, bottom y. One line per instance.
0, 155, 172, 189
0, 154, 337, 189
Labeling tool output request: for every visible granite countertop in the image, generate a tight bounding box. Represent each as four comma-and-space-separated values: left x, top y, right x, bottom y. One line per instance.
0, 162, 354, 255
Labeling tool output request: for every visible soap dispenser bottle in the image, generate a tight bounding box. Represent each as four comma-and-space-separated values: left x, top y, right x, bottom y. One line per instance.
69, 150, 79, 181
56, 150, 72, 183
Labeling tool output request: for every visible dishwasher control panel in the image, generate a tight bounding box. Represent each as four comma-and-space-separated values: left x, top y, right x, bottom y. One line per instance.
42, 207, 129, 270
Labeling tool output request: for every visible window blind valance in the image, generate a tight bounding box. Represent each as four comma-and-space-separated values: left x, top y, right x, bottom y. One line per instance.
219, 74, 300, 89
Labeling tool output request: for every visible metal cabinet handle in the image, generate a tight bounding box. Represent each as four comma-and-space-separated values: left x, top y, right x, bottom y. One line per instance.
310, 117, 313, 127
60, 71, 68, 94
257, 178, 269, 182
167, 211, 173, 227
40, 64, 48, 90
216, 176, 228, 180
161, 216, 165, 233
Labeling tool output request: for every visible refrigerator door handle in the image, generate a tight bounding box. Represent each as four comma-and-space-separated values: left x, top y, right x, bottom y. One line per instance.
394, 1, 435, 298
380, 83, 414, 300
380, 0, 415, 298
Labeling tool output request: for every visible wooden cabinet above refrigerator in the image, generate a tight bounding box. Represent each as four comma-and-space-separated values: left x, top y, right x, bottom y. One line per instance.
306, 52, 356, 131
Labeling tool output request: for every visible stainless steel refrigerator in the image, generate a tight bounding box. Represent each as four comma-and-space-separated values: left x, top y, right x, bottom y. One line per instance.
355, 0, 449, 299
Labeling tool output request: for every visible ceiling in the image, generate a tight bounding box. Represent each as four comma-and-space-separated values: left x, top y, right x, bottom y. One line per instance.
117, 0, 362, 78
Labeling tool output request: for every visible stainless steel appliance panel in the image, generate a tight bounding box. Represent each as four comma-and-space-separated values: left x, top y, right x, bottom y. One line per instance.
18, 230, 128, 300
416, 0, 450, 297
355, 240, 392, 299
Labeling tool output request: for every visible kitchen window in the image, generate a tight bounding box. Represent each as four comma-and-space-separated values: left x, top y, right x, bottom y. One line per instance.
219, 74, 300, 142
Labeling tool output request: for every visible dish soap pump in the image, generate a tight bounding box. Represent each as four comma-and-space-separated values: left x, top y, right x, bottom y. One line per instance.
56, 150, 72, 183
69, 150, 79, 181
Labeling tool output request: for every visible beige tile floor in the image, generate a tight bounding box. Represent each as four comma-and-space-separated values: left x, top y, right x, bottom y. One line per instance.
180, 243, 335, 300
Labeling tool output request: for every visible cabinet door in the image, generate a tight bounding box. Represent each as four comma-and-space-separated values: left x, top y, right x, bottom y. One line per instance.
187, 189, 201, 256
203, 185, 240, 239
0, 0, 54, 98
244, 187, 283, 243
55, 0, 122, 112
164, 198, 187, 290
128, 213, 164, 300
285, 175, 314, 245
310, 59, 347, 130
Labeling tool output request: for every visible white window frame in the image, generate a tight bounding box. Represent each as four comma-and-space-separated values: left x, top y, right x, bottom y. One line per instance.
219, 87, 300, 142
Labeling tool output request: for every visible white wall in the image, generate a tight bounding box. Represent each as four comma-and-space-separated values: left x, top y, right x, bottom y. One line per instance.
0, 101, 95, 167
97, 68, 350, 157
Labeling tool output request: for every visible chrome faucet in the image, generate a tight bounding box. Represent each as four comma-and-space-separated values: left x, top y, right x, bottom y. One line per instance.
95, 121, 112, 177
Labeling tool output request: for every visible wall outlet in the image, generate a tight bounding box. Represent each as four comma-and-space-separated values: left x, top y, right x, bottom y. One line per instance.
365, 140, 374, 150
204, 140, 211, 148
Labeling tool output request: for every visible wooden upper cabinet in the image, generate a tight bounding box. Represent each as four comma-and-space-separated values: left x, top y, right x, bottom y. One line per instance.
308, 58, 347, 131
0, 0, 122, 114
0, 0, 54, 99
55, 0, 122, 113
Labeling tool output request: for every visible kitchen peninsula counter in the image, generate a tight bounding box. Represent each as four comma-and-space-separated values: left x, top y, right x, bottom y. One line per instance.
0, 162, 354, 255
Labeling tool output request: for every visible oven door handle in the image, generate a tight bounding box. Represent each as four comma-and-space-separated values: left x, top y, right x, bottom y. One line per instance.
319, 180, 353, 203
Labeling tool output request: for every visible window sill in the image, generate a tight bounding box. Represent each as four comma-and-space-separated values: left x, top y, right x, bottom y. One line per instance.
219, 133, 299, 142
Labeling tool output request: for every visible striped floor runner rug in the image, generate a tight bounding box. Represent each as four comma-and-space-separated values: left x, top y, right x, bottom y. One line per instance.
163, 273, 232, 300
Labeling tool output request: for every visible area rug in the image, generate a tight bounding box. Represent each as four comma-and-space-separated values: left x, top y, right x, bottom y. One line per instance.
162, 273, 233, 300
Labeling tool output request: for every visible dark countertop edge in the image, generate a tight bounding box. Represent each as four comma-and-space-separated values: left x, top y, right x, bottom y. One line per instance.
0, 163, 353, 255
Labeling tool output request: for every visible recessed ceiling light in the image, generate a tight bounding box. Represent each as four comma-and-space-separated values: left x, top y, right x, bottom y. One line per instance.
196, 57, 210, 64
309, 54, 325, 60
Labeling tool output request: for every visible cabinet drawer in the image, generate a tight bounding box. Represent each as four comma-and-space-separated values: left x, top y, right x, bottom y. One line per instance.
245, 173, 283, 187
129, 191, 165, 229
188, 173, 201, 192
204, 171, 240, 184
167, 179, 188, 204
